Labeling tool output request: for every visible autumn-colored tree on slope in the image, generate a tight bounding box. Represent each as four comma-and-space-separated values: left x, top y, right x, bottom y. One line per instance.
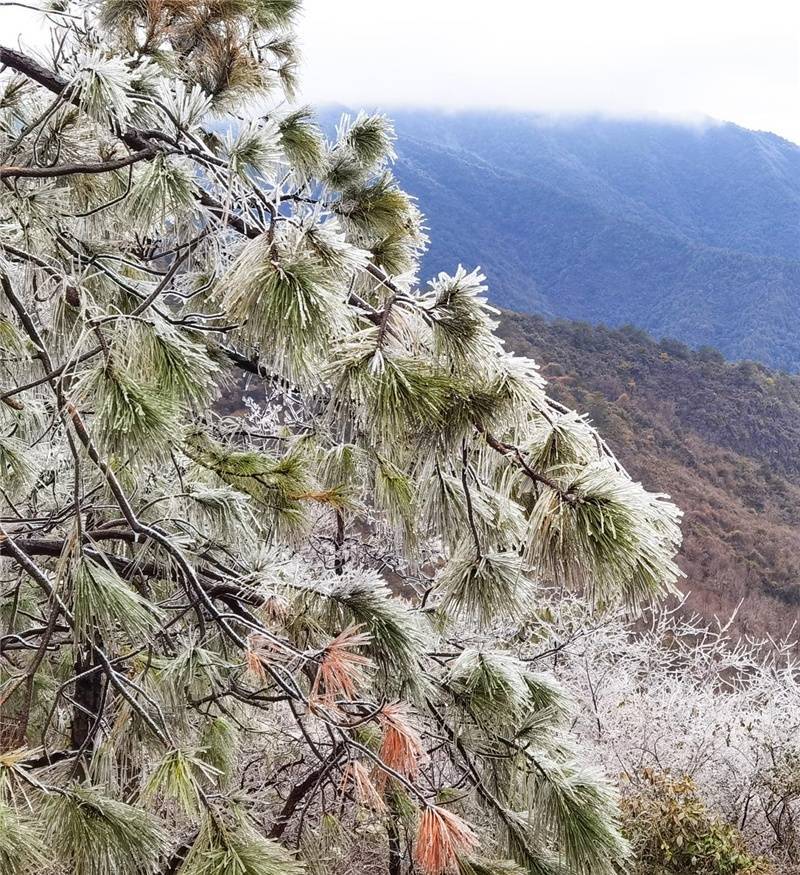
0, 3, 681, 873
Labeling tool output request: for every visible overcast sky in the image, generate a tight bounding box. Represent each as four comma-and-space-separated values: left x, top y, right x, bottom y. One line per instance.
5, 1, 800, 143
299, 0, 800, 143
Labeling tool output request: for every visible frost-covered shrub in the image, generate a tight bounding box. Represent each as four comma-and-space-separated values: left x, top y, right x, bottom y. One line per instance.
522, 594, 800, 869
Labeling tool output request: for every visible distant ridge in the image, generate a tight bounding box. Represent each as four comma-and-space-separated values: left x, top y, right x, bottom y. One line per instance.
322, 110, 800, 370
499, 311, 800, 635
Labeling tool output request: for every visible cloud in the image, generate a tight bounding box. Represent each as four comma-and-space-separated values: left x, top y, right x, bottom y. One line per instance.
298, 0, 800, 143
5, 1, 799, 142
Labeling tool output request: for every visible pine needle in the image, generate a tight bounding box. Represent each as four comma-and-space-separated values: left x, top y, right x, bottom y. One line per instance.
78, 363, 180, 464
437, 543, 531, 625
378, 702, 426, 782
415, 806, 479, 875
72, 558, 163, 642
310, 624, 373, 704
180, 814, 305, 875
145, 747, 220, 815
46, 785, 166, 875
0, 802, 45, 875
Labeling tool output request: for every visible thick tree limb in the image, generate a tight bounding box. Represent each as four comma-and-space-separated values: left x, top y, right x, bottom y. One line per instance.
0, 534, 264, 614
268, 747, 342, 839
0, 147, 159, 179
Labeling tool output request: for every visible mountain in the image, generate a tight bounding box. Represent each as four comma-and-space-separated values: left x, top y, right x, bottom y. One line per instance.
367, 111, 800, 370
499, 311, 800, 636
314, 109, 800, 629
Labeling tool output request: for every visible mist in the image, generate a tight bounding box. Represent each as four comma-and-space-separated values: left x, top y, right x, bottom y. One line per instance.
299, 0, 800, 143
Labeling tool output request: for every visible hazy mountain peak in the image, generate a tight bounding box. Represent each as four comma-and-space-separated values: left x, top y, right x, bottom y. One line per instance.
357, 110, 800, 369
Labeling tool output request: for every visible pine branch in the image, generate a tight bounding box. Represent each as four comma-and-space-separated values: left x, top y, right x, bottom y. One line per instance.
480, 427, 581, 504
2, 45, 387, 333
0, 521, 172, 746
0, 147, 161, 179
0, 16, 682, 872
268, 747, 342, 839
0, 45, 155, 151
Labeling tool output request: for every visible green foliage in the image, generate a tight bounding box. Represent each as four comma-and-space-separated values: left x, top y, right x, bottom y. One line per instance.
220, 236, 348, 376
128, 155, 197, 230
199, 716, 237, 786
301, 220, 369, 278
79, 363, 180, 464
181, 483, 252, 543
181, 814, 305, 875
526, 755, 629, 875
316, 442, 366, 491
437, 544, 530, 624
126, 320, 219, 409
370, 229, 418, 274
249, 0, 302, 31
72, 558, 162, 643
324, 149, 366, 192
374, 455, 417, 542
46, 786, 166, 875
525, 460, 682, 608
326, 330, 454, 443
0, 434, 35, 498
71, 51, 134, 124
340, 112, 396, 169
146, 748, 219, 815
226, 122, 282, 179
0, 803, 45, 875
278, 107, 325, 177
446, 649, 532, 722
334, 172, 417, 238
621, 771, 771, 875
184, 430, 312, 536
458, 858, 527, 875
0, 313, 28, 354
522, 412, 597, 472
425, 267, 497, 362
148, 640, 228, 713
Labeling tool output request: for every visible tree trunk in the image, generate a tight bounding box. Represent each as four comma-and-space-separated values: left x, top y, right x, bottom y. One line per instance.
71, 643, 103, 754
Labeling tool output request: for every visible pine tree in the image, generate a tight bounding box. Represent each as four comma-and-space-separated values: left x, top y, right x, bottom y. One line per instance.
0, 4, 682, 873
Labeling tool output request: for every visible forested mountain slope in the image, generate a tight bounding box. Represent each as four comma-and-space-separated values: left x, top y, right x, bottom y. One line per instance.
499, 312, 800, 635
367, 111, 800, 370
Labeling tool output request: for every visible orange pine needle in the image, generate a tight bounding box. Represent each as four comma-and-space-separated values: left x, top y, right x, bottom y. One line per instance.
415, 806, 479, 875
340, 760, 387, 813
245, 633, 268, 681
245, 632, 293, 681
311, 624, 373, 703
378, 702, 426, 781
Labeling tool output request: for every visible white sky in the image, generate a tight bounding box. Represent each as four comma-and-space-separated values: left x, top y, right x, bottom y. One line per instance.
4, 1, 800, 142
299, 0, 800, 143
